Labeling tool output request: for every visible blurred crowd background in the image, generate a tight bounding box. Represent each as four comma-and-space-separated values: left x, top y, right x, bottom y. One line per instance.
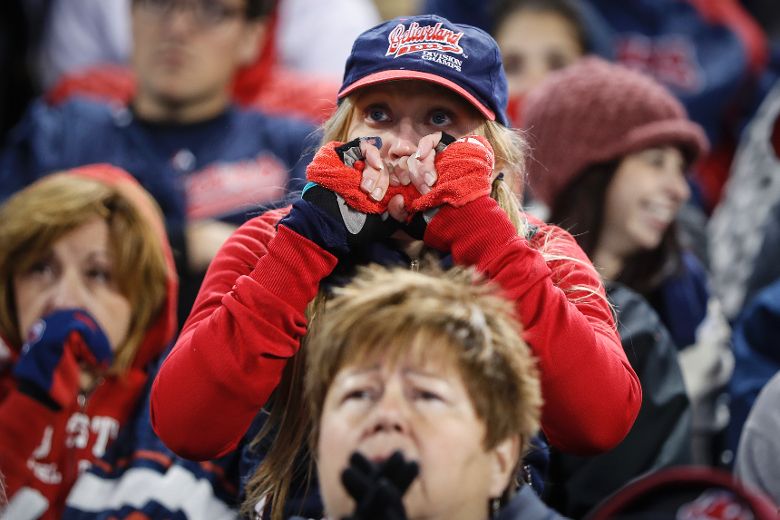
3, 0, 780, 517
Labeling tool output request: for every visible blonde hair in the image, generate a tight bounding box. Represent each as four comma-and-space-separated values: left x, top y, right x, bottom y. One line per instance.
0, 173, 169, 373
243, 83, 607, 518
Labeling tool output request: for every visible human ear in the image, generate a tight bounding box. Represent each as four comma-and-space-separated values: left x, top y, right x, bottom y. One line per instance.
488, 435, 520, 497
238, 19, 267, 66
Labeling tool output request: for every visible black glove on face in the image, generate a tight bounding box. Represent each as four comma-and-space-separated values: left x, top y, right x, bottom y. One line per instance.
341, 451, 419, 520
334, 136, 382, 169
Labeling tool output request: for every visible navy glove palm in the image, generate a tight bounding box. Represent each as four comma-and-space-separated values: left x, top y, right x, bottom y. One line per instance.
13, 309, 113, 410
279, 137, 398, 255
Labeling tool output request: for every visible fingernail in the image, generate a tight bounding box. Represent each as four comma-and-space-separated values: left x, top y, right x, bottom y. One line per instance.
424, 172, 436, 186
419, 184, 431, 195
371, 188, 384, 201
413, 150, 421, 160
362, 177, 375, 192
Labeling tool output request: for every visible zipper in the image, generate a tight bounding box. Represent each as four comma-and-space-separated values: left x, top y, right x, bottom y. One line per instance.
78, 375, 104, 410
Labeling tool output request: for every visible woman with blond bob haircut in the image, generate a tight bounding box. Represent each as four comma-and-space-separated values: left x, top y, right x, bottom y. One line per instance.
152, 14, 640, 519
0, 164, 177, 519
304, 263, 548, 519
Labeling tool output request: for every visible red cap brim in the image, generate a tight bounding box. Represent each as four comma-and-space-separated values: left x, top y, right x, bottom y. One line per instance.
338, 70, 496, 121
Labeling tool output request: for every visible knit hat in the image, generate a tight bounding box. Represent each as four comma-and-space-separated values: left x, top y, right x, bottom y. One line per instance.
339, 15, 509, 125
521, 57, 708, 206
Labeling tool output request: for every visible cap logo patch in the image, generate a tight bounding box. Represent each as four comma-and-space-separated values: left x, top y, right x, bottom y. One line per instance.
386, 22, 464, 58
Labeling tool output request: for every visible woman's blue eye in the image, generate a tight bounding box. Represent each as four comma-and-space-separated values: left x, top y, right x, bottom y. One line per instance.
430, 111, 452, 126
367, 106, 390, 122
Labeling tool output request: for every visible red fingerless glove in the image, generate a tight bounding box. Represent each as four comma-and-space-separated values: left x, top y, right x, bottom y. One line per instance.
423, 196, 518, 256
305, 141, 391, 214
408, 135, 494, 213
306, 136, 494, 219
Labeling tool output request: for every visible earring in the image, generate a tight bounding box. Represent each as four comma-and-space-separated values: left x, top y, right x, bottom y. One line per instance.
490, 497, 501, 516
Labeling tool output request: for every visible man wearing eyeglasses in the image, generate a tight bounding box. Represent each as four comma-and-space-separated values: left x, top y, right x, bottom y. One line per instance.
132, 0, 267, 122
0, 0, 317, 326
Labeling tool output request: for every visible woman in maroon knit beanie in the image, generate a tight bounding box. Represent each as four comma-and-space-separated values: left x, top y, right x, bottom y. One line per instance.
522, 56, 709, 349
522, 57, 737, 467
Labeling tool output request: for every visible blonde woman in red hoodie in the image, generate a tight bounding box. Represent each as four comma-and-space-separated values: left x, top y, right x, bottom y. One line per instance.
151, 14, 642, 519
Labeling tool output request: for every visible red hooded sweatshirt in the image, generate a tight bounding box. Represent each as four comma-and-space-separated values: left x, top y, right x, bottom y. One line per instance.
151, 201, 641, 462
0, 164, 178, 518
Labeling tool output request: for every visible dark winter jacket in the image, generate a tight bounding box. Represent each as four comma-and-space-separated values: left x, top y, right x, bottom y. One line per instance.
544, 282, 692, 518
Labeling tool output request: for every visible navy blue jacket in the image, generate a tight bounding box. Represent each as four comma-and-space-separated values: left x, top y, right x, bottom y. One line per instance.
0, 97, 316, 239
727, 278, 780, 454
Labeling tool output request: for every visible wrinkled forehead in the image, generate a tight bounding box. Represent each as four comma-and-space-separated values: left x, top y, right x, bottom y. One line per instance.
334, 332, 464, 382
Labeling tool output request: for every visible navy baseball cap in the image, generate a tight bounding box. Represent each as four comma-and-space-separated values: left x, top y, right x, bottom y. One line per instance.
338, 15, 509, 126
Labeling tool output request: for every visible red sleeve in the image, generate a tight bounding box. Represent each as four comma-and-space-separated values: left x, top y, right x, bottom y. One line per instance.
426, 198, 642, 455
0, 390, 61, 501
45, 65, 136, 106
150, 211, 338, 460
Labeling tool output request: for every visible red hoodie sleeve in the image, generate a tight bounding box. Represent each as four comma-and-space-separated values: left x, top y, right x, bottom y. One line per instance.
426, 198, 642, 455
150, 211, 338, 460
